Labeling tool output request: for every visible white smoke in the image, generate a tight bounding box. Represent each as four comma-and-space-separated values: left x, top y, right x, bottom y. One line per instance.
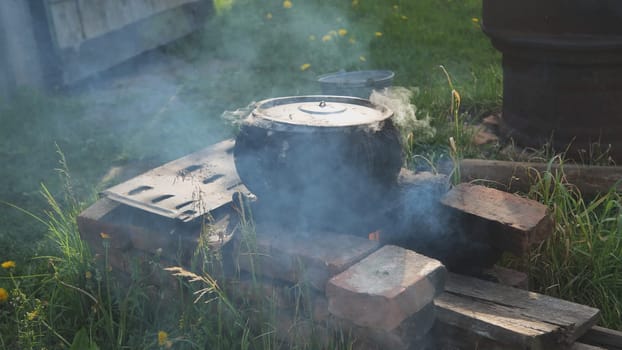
370, 86, 435, 141
221, 101, 257, 127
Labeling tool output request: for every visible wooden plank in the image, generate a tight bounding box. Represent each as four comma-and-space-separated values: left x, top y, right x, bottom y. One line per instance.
46, 0, 85, 49
571, 343, 607, 350
43, 0, 209, 83
440, 183, 554, 255
456, 159, 622, 198
432, 323, 608, 350
103, 0, 130, 33
0, 0, 45, 88
432, 322, 533, 350
77, 0, 107, 39
436, 292, 556, 349
76, 0, 200, 39
578, 326, 622, 350
58, 1, 209, 84
435, 273, 601, 349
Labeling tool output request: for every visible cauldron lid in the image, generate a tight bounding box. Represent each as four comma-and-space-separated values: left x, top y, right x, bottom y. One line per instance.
250, 95, 392, 128
317, 70, 395, 87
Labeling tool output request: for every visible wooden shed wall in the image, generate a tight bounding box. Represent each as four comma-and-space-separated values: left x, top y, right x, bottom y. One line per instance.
0, 0, 210, 99
0, 0, 45, 100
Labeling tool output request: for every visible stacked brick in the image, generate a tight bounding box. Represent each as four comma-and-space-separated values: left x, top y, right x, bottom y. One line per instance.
234, 226, 446, 349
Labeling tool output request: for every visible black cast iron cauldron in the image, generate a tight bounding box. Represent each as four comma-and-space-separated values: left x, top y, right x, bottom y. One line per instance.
233, 95, 402, 231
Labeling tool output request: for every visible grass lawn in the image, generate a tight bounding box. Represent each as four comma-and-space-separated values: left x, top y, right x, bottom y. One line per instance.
0, 0, 620, 348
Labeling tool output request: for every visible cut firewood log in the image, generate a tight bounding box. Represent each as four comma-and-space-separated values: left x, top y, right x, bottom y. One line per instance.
453, 159, 622, 198
440, 183, 554, 255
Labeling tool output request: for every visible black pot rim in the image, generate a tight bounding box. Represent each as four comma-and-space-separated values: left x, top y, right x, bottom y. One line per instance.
244, 95, 394, 132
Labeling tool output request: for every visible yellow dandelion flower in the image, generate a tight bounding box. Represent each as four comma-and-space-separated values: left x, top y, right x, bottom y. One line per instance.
300, 63, 311, 71
338, 28, 348, 37
359, 55, 366, 62
1, 260, 15, 269
85, 271, 92, 279
309, 35, 316, 41
100, 232, 110, 239
322, 34, 332, 42
393, 5, 398, 10
266, 12, 272, 20
401, 15, 408, 20
158, 331, 168, 346
352, 0, 359, 6
283, 0, 292, 9
472, 17, 479, 23
375, 31, 383, 37
0, 288, 8, 303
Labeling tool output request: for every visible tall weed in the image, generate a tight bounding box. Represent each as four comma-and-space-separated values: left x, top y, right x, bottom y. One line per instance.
518, 158, 622, 329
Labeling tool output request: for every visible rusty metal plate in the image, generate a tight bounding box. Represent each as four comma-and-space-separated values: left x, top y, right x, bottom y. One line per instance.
102, 139, 250, 222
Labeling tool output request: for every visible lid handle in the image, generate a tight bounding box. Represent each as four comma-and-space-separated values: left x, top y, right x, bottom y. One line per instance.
298, 101, 347, 115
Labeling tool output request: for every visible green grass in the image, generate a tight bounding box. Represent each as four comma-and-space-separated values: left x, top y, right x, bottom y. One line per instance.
1, 0, 621, 348
507, 158, 622, 329
1, 182, 356, 349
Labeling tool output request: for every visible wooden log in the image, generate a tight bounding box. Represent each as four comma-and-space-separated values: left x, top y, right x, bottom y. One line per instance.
455, 159, 622, 197
440, 183, 554, 255
435, 272, 601, 350
578, 326, 622, 350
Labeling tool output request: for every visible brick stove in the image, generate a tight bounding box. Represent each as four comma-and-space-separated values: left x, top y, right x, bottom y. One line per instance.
78, 139, 603, 349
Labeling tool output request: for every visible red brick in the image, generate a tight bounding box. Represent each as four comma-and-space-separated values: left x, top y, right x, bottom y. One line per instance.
440, 183, 553, 255
332, 303, 437, 350
326, 245, 446, 331
234, 225, 380, 290
78, 198, 236, 265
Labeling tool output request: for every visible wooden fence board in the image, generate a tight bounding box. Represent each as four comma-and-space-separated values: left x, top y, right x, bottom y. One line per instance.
47, 0, 84, 49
